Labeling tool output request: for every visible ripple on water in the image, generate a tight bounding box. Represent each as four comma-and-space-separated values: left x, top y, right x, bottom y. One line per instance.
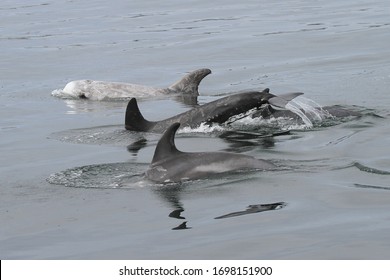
49, 125, 157, 146
353, 162, 390, 175
353, 183, 390, 191
47, 162, 149, 189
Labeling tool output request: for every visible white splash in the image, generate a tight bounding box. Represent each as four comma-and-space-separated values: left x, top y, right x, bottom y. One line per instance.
290, 97, 332, 121
178, 122, 225, 133
285, 102, 313, 127
285, 96, 332, 128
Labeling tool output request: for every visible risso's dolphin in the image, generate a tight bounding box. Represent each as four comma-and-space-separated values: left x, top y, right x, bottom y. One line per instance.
125, 89, 304, 133
145, 123, 277, 183
52, 68, 211, 100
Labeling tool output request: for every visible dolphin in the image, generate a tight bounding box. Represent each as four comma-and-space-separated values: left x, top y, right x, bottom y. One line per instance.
52, 68, 211, 100
125, 89, 304, 133
145, 123, 277, 183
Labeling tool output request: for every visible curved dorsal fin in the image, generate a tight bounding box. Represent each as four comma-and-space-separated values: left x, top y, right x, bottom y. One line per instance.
169, 68, 211, 95
277, 92, 304, 102
268, 92, 304, 109
152, 122, 182, 164
125, 98, 155, 132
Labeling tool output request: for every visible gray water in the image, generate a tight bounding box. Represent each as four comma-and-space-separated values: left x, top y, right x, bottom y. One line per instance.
1, 0, 390, 259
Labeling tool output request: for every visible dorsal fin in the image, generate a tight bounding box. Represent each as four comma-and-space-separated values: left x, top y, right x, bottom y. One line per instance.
168, 68, 211, 95
268, 92, 304, 109
125, 98, 156, 132
277, 92, 304, 102
152, 122, 182, 164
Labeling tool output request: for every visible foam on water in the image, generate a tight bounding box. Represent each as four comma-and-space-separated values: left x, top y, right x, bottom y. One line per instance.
178, 122, 226, 134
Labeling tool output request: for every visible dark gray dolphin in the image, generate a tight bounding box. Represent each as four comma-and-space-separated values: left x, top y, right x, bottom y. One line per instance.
52, 68, 212, 100
145, 123, 277, 183
125, 89, 304, 133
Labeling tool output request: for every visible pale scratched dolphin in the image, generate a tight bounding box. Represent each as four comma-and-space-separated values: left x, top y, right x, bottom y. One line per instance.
145, 123, 277, 183
52, 68, 211, 100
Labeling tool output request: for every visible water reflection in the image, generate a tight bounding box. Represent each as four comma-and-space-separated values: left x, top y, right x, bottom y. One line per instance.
215, 202, 286, 219
152, 185, 191, 230
57, 92, 200, 113
152, 183, 287, 230
219, 129, 291, 151
126, 138, 148, 155
62, 99, 126, 114
169, 209, 185, 219
172, 222, 191, 230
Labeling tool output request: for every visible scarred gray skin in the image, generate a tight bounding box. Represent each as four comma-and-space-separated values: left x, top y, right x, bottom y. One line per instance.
253, 104, 362, 119
145, 123, 277, 183
125, 89, 303, 133
53, 68, 211, 100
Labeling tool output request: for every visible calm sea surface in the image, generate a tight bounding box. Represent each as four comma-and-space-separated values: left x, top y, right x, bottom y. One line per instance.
1, 0, 390, 259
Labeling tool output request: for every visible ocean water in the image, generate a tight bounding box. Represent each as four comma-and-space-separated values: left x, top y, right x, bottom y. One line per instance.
1, 0, 390, 259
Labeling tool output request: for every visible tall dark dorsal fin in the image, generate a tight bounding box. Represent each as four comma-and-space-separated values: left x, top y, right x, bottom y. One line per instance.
125, 98, 155, 132
151, 123, 182, 164
168, 68, 211, 95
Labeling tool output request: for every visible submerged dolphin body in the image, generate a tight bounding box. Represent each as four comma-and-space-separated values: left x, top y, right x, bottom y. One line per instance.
253, 104, 362, 120
125, 89, 304, 133
145, 123, 277, 183
52, 68, 211, 100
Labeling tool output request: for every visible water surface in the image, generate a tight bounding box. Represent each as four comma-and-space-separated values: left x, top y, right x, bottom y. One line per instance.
1, 0, 390, 259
